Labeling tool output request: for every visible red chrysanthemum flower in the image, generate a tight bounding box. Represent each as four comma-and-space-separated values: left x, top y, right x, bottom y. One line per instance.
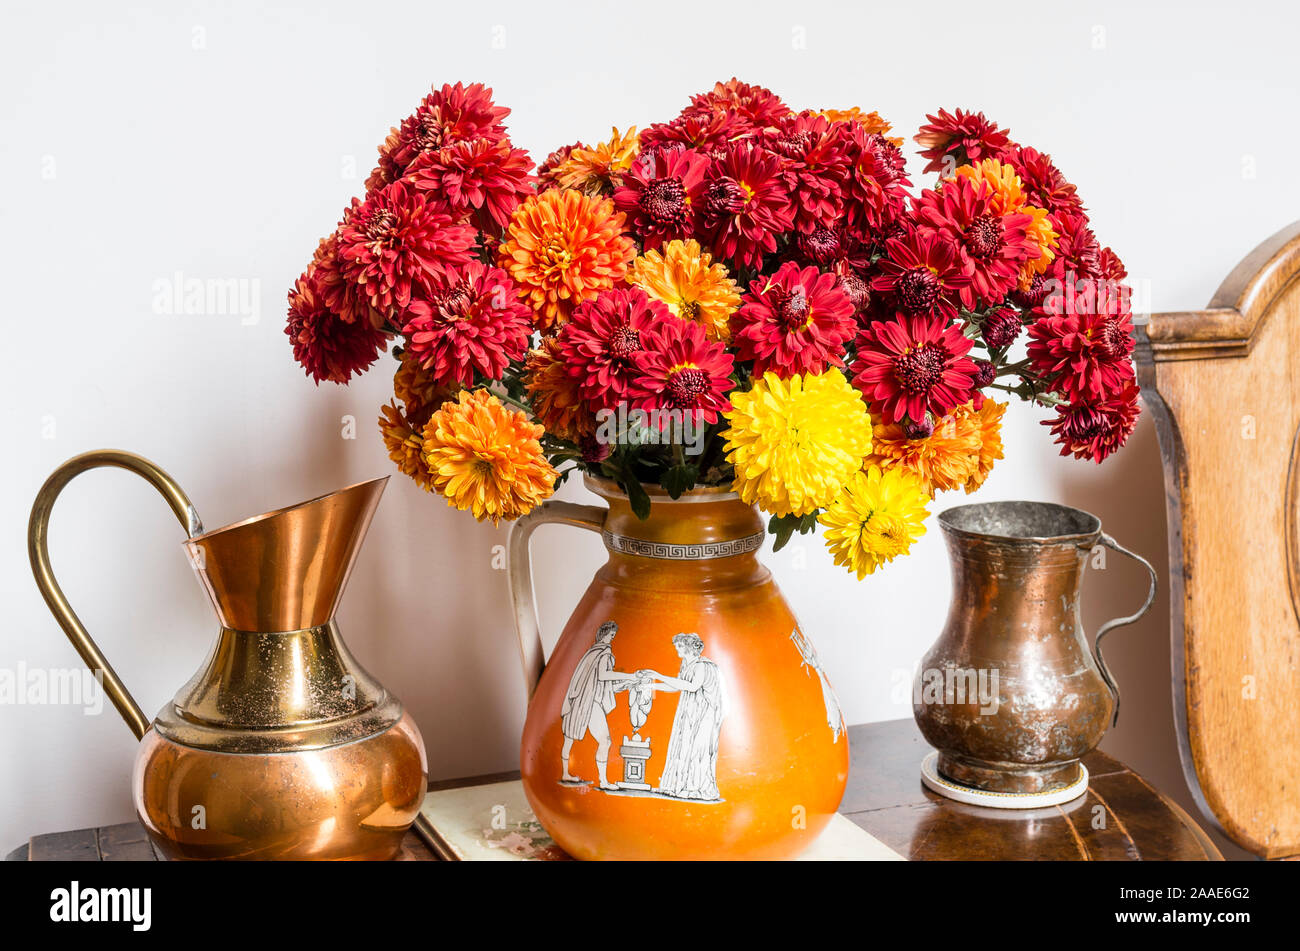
640, 111, 750, 161
853, 313, 978, 424
1048, 211, 1102, 280
837, 126, 911, 233
794, 225, 842, 265
1097, 246, 1127, 281
731, 262, 855, 377
914, 108, 1011, 175
631, 316, 735, 427
368, 82, 511, 189
557, 287, 670, 411
308, 232, 382, 328
335, 182, 478, 324
682, 78, 792, 128
996, 145, 1084, 217
1025, 301, 1137, 403
760, 112, 851, 232
1043, 382, 1140, 463
699, 142, 795, 271
406, 137, 536, 231
832, 262, 872, 318
870, 229, 971, 323
981, 306, 1024, 350
285, 268, 388, 384
612, 147, 710, 246
401, 261, 533, 388
915, 175, 1037, 309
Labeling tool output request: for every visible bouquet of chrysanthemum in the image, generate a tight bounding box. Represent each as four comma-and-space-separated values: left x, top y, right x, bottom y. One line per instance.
286, 80, 1138, 578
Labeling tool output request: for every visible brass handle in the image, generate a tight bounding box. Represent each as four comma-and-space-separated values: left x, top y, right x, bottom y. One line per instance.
27, 450, 203, 740
507, 500, 606, 698
1091, 532, 1158, 729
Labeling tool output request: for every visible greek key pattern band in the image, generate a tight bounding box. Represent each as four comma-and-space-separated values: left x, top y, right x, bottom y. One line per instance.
601, 529, 766, 561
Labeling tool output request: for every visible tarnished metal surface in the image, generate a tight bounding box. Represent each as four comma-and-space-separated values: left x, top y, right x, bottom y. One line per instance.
914, 501, 1154, 795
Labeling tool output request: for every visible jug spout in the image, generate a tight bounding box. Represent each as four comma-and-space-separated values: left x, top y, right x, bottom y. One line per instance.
184, 476, 388, 633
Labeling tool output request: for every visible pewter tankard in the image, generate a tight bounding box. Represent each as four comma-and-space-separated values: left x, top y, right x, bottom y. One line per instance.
914, 501, 1157, 795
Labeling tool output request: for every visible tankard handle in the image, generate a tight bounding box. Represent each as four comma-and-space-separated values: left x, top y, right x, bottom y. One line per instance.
27, 450, 203, 740
507, 500, 606, 698
1091, 532, 1158, 728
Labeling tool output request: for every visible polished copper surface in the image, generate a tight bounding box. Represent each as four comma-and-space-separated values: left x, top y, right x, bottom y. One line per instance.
28, 451, 426, 860
156, 621, 406, 753
135, 713, 426, 860
914, 501, 1155, 795
185, 477, 387, 633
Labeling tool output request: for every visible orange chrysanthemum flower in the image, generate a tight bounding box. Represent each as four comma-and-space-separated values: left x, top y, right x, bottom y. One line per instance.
422, 389, 557, 524
866, 405, 982, 496
954, 159, 1058, 284
497, 189, 635, 330
524, 335, 595, 443
963, 399, 1006, 493
819, 107, 903, 147
393, 350, 453, 423
551, 127, 640, 196
379, 401, 436, 491
628, 239, 741, 342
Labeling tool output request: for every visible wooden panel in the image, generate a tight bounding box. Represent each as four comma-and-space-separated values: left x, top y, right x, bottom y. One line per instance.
1136, 221, 1300, 858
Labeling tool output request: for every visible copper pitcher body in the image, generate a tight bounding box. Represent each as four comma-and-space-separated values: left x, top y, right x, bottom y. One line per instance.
29, 450, 427, 860
913, 501, 1156, 795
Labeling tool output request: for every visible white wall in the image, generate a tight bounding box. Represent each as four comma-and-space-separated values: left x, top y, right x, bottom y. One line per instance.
3, 0, 1295, 858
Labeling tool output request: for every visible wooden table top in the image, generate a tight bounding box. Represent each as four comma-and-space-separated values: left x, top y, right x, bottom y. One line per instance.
7, 718, 1220, 862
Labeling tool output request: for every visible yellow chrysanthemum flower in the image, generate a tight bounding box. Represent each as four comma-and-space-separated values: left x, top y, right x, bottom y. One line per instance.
963, 399, 1006, 493
821, 466, 930, 579
551, 127, 640, 196
422, 389, 557, 525
953, 159, 1057, 284
629, 239, 741, 342
722, 369, 873, 518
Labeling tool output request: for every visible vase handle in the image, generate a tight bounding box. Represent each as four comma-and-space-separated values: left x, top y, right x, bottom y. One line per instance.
1092, 532, 1158, 729
27, 450, 204, 740
507, 500, 607, 698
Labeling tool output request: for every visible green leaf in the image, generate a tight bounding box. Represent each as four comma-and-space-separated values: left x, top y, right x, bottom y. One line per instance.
623, 476, 652, 520
769, 511, 821, 552
769, 513, 797, 553
661, 463, 699, 500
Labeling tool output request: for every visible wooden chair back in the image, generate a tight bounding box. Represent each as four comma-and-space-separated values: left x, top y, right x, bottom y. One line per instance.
1136, 221, 1300, 858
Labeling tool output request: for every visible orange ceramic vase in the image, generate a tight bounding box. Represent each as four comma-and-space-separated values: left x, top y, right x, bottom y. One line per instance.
509, 477, 849, 861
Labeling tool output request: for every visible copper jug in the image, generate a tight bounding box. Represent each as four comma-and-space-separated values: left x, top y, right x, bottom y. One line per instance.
509, 476, 849, 861
914, 501, 1156, 794
28, 450, 427, 860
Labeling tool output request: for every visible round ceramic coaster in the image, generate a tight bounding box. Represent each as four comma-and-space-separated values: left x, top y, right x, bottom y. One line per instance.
920, 752, 1089, 809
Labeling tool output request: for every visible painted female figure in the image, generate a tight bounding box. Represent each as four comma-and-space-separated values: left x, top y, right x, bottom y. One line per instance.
642, 633, 726, 802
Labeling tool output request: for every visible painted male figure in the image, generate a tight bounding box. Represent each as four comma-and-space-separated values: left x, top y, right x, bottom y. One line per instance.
560, 621, 637, 789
